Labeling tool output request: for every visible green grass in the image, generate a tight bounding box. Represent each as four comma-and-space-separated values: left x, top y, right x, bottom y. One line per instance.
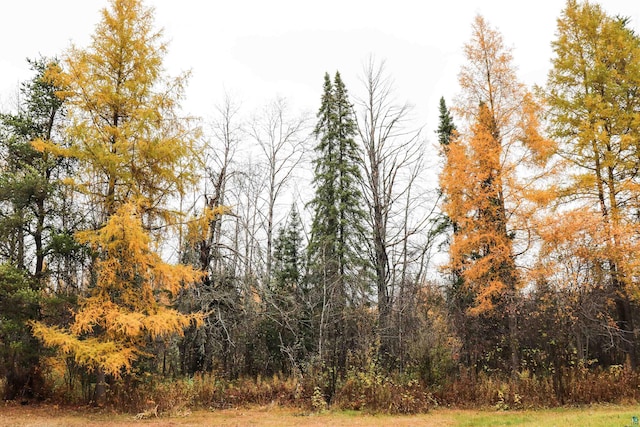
451, 406, 640, 427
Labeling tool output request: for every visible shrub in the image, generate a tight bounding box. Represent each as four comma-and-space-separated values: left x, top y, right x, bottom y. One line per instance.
29, 357, 640, 413
433, 364, 640, 409
331, 359, 434, 414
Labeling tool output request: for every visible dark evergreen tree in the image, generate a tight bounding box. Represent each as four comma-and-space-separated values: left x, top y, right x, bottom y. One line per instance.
0, 264, 44, 400
0, 58, 74, 400
435, 98, 462, 290
436, 97, 457, 147
308, 72, 367, 282
273, 205, 303, 292
259, 204, 306, 375
0, 57, 70, 280
307, 72, 368, 399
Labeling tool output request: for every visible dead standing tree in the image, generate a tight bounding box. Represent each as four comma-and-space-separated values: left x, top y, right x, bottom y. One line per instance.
355, 57, 424, 366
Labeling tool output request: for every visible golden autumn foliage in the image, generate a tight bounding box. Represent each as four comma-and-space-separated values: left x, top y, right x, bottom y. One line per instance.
29, 0, 204, 380
440, 15, 557, 375
185, 205, 233, 244
539, 0, 640, 367
34, 0, 198, 221
443, 16, 550, 316
11, 0, 640, 409
442, 104, 516, 315
32, 203, 202, 377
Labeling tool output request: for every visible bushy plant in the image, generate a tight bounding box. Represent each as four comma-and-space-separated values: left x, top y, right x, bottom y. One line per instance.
433, 363, 640, 409
330, 351, 435, 414
0, 264, 45, 401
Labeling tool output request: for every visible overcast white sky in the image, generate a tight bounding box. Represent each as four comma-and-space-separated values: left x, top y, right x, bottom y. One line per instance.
1, 0, 639, 140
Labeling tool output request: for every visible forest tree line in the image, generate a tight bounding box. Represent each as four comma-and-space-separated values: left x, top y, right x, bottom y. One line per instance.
1, 0, 640, 409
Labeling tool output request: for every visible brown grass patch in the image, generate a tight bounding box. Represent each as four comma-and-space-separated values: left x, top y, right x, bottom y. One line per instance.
0, 402, 450, 427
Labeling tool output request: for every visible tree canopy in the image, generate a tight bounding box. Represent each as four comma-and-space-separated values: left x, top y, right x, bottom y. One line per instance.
1, 0, 640, 410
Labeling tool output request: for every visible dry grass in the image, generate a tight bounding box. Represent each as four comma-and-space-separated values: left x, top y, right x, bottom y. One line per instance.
2, 403, 640, 427
0, 404, 447, 427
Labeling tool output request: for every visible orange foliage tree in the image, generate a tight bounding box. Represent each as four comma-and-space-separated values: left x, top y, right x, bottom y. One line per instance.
440, 15, 550, 375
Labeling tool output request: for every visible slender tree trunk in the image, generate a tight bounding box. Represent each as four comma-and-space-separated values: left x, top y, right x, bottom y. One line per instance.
16, 209, 26, 270
613, 269, 637, 369
93, 367, 106, 406
266, 190, 274, 285
373, 202, 391, 362
34, 197, 45, 279
508, 294, 519, 377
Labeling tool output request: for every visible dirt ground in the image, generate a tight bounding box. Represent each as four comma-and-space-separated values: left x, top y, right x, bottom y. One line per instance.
0, 403, 453, 427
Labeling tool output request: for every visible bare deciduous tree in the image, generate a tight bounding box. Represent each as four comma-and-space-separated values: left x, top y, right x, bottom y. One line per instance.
248, 97, 310, 284
355, 56, 424, 364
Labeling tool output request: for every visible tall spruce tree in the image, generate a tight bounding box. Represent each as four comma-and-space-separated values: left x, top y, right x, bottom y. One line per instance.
308, 72, 367, 385
436, 97, 457, 147
261, 204, 305, 374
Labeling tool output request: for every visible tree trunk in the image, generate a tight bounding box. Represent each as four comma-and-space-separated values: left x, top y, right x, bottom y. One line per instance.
93, 367, 106, 406
34, 197, 45, 280
614, 282, 637, 369
374, 205, 391, 363
508, 297, 519, 377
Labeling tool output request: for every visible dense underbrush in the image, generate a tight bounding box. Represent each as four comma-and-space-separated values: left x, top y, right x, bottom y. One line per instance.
434, 364, 640, 409
4, 363, 640, 415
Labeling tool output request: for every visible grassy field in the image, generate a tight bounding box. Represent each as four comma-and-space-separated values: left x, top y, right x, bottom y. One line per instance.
1, 403, 640, 426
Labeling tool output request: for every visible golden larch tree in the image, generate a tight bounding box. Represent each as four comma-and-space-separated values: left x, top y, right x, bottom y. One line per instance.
31, 0, 201, 402
31, 203, 200, 376
542, 0, 640, 367
441, 15, 550, 375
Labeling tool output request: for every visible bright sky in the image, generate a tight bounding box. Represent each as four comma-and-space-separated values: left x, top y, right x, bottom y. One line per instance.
1, 0, 639, 141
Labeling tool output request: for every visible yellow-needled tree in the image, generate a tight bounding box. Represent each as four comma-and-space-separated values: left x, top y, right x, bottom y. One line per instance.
30, 0, 201, 403
31, 203, 200, 387
542, 0, 640, 367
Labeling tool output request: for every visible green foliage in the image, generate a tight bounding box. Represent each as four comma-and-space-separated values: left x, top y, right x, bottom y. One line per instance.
307, 71, 369, 379
0, 57, 69, 276
273, 205, 303, 293
259, 205, 308, 375
436, 97, 456, 147
0, 264, 45, 400
308, 71, 368, 277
